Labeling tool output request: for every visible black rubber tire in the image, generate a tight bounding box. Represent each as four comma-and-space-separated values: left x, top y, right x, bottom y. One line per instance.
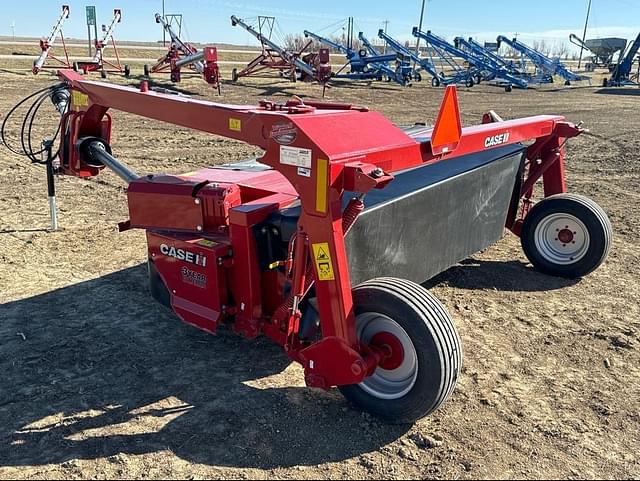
431, 76, 440, 87
339, 278, 462, 424
465, 77, 475, 88
144, 64, 150, 77
231, 68, 238, 82
414, 72, 422, 82
73, 62, 80, 72
101, 69, 107, 79
505, 84, 513, 93
565, 80, 571, 86
124, 65, 131, 78
521, 193, 612, 279
602, 78, 609, 87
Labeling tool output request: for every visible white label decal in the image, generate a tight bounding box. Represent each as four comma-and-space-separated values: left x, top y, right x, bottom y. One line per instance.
280, 146, 312, 169
297, 167, 311, 177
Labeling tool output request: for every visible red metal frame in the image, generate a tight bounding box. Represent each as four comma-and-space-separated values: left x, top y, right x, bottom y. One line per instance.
147, 44, 221, 90
33, 5, 72, 74
55, 69, 582, 388
74, 10, 127, 76
234, 42, 331, 84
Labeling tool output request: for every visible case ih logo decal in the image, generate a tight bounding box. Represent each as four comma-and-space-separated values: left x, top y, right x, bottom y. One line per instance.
270, 123, 298, 145
485, 133, 511, 148
160, 244, 207, 267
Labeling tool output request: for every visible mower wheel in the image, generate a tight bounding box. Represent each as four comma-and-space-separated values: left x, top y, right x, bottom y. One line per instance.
521, 193, 612, 279
431, 77, 441, 87
465, 77, 474, 88
101, 69, 108, 79
231, 68, 238, 82
505, 84, 513, 93
414, 72, 422, 82
124, 65, 131, 78
339, 278, 462, 424
144, 64, 150, 77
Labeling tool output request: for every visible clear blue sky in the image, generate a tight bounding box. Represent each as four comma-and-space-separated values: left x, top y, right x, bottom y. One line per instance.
2, 0, 639, 45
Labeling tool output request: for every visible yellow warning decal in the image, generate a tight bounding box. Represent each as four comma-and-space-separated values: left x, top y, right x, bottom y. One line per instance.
312, 242, 335, 281
72, 91, 89, 109
197, 239, 217, 248
229, 118, 242, 132
316, 158, 328, 214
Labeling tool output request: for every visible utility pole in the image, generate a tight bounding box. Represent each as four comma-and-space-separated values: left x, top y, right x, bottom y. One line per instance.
415, 0, 427, 55
162, 0, 166, 46
10, 21, 15, 41
382, 20, 390, 53
578, 0, 592, 69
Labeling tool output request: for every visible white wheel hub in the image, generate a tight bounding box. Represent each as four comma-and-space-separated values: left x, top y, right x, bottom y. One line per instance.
534, 213, 590, 265
356, 313, 418, 400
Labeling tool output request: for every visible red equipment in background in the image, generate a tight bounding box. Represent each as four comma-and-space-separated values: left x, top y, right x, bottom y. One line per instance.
144, 14, 221, 92
72, 9, 129, 78
22, 70, 612, 424
32, 5, 72, 74
230, 16, 331, 85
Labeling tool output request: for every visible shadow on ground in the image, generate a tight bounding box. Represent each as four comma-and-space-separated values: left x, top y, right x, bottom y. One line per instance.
0, 265, 409, 469
425, 258, 580, 292
0, 257, 578, 468
595, 87, 640, 96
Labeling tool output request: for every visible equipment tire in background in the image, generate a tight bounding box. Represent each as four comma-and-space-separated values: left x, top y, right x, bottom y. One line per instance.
339, 278, 462, 424
231, 68, 238, 82
124, 65, 131, 78
521, 193, 612, 279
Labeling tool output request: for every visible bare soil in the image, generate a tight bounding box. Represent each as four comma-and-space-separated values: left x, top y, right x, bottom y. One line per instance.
0, 60, 639, 480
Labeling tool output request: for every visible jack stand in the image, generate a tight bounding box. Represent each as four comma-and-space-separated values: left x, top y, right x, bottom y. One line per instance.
43, 139, 58, 232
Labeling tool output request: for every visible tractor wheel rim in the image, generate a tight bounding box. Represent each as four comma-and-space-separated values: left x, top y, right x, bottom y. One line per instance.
356, 313, 418, 400
534, 213, 590, 265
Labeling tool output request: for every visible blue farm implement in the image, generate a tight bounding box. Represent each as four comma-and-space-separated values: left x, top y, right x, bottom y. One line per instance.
454, 37, 529, 91
376, 29, 442, 86
605, 32, 640, 87
496, 36, 589, 86
411, 28, 479, 88
358, 32, 416, 85
303, 30, 410, 86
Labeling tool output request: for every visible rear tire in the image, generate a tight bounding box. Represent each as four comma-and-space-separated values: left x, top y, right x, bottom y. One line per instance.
144, 64, 150, 77
431, 76, 441, 87
231, 68, 238, 82
521, 194, 612, 278
339, 278, 462, 424
101, 69, 107, 79
124, 65, 131, 78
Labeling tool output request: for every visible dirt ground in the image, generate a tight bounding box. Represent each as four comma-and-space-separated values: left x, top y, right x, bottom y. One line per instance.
0, 60, 639, 480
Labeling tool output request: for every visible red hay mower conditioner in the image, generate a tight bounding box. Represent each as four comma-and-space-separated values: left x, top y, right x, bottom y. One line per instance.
5, 70, 612, 423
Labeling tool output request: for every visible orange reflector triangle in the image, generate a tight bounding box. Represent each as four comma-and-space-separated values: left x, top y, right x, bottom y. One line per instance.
431, 86, 462, 156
